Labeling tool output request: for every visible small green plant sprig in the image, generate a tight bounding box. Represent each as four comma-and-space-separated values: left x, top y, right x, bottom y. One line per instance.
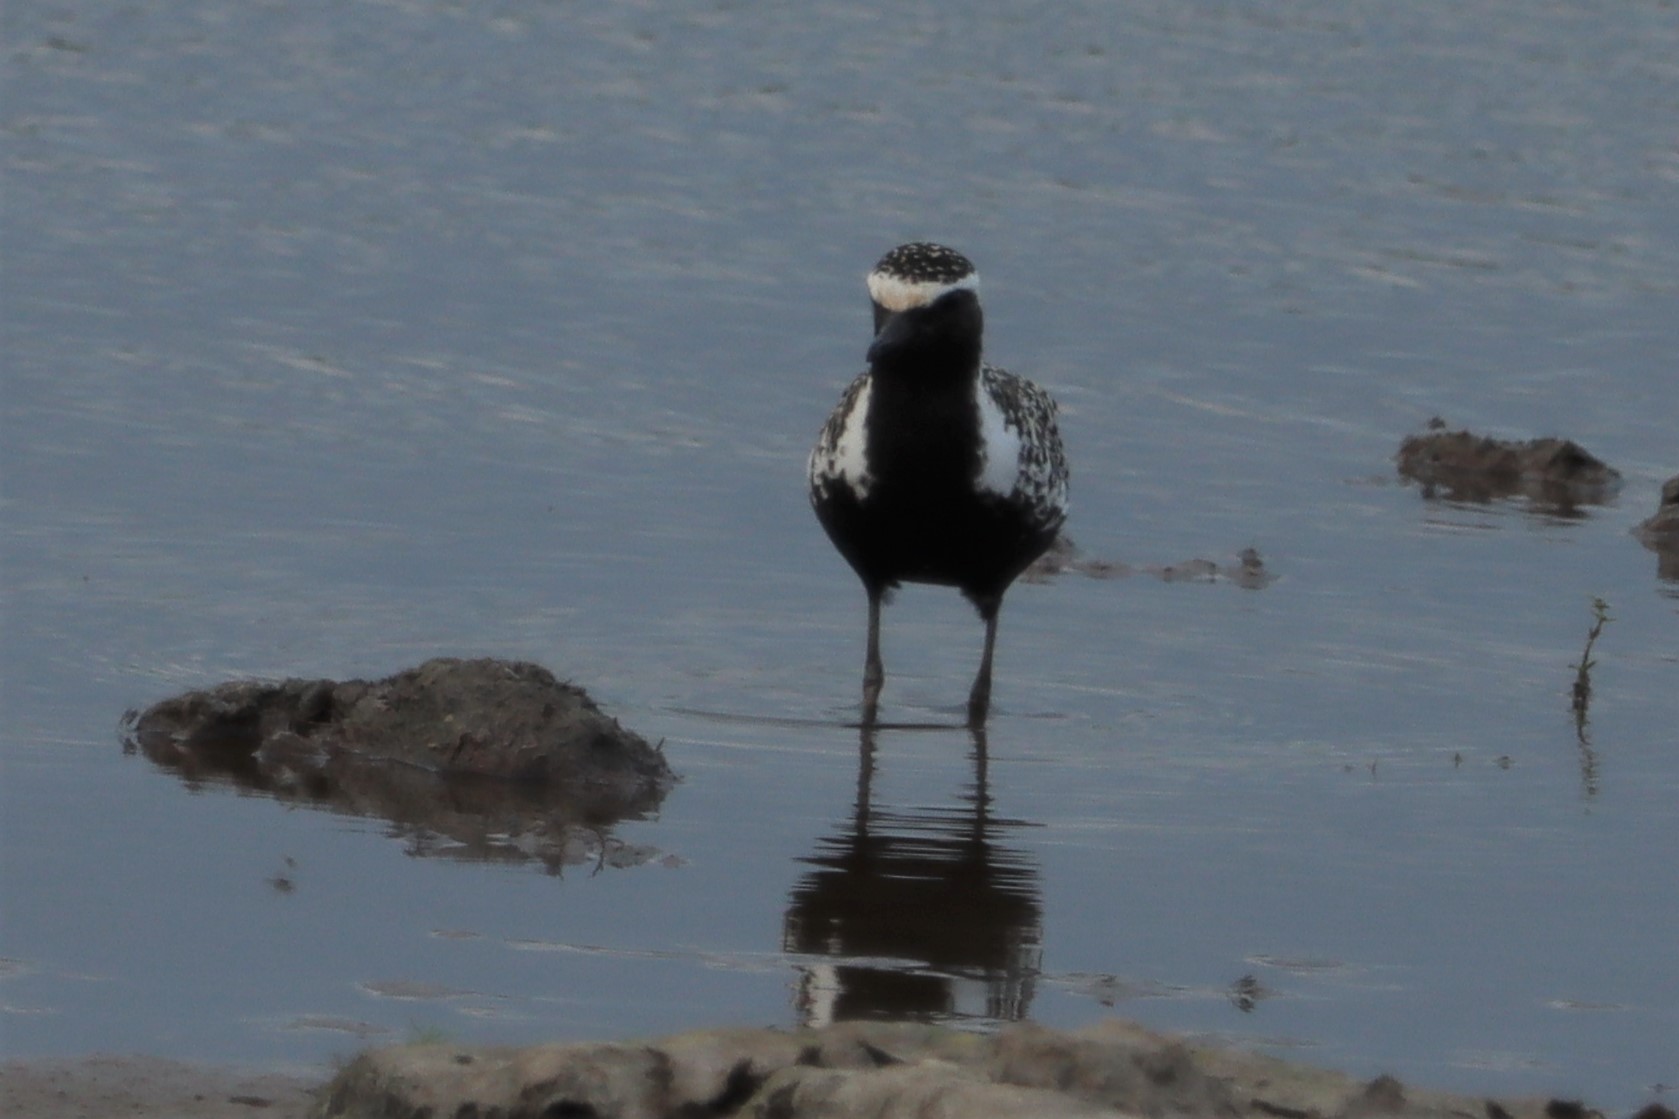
1570, 596, 1612, 727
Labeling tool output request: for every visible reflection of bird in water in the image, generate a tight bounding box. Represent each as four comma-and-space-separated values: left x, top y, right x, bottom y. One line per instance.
782, 726, 1042, 1026
809, 243, 1069, 726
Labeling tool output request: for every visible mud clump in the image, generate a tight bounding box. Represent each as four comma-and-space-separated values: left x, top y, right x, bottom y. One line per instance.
313, 1018, 1611, 1119
124, 658, 675, 872
1635, 475, 1679, 581
1395, 420, 1622, 514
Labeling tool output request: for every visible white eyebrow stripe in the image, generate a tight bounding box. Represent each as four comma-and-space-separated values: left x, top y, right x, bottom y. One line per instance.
865, 272, 980, 313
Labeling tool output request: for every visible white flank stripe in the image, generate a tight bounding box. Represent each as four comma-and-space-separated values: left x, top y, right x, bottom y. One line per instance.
974, 379, 1022, 498
834, 378, 873, 496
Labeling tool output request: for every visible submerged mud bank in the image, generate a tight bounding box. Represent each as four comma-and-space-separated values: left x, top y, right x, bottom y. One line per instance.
123, 658, 675, 872
314, 1019, 1642, 1119
1025, 536, 1277, 589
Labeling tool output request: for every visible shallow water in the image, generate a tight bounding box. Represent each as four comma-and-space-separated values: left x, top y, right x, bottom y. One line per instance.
3, 0, 1676, 1108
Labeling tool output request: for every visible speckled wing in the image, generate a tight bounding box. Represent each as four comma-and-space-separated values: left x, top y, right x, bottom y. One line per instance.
979, 363, 1069, 531
808, 371, 873, 504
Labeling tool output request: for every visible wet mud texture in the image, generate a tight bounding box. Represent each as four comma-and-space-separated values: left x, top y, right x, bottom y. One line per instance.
124, 658, 675, 872
0, 1056, 319, 1119
315, 1019, 1640, 1119
1395, 422, 1622, 515
1635, 475, 1679, 581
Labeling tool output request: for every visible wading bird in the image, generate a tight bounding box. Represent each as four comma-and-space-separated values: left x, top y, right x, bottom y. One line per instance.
809, 243, 1069, 726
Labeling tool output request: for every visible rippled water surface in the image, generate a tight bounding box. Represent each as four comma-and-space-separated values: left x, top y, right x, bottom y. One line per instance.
4, 1, 1677, 1108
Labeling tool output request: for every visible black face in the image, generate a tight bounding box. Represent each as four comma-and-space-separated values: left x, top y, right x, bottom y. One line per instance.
871, 298, 893, 336
867, 289, 984, 375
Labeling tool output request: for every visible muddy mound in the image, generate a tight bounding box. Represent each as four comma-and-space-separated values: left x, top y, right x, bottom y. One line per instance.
315, 1018, 1607, 1119
1634, 475, 1679, 545
1395, 421, 1622, 513
1635, 475, 1679, 581
124, 658, 675, 872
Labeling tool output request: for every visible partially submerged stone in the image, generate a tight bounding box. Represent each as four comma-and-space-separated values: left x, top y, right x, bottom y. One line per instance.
124, 658, 675, 872
1395, 421, 1622, 513
313, 1018, 1600, 1119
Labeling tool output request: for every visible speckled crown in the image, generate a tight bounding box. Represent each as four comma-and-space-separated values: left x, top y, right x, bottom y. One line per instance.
867, 242, 980, 312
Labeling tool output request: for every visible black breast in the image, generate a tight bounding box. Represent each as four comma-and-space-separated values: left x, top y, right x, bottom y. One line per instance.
812, 372, 1054, 602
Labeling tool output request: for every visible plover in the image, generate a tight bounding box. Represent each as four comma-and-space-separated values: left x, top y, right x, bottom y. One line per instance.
809, 243, 1069, 726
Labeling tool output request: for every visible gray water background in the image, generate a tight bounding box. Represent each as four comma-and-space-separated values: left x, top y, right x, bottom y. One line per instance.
3, 0, 1677, 1108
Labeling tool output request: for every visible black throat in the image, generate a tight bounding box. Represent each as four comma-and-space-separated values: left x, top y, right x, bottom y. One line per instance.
861, 291, 986, 501
867, 289, 984, 387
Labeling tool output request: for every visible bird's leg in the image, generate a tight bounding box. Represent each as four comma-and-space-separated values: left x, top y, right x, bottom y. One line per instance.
967, 597, 1002, 727
862, 586, 884, 725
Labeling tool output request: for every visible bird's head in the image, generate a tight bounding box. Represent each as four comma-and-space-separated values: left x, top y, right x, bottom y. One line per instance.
865, 242, 984, 373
